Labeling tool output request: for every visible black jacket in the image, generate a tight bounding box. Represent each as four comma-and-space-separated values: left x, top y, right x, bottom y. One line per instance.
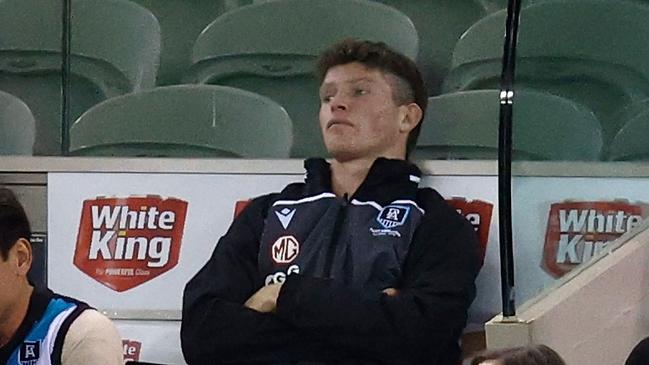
181, 158, 482, 365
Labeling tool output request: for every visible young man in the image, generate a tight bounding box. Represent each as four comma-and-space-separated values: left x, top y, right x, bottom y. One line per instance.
181, 39, 482, 364
0, 188, 123, 365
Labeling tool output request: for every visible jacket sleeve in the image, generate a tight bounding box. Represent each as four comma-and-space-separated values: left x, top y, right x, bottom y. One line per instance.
275, 207, 482, 365
181, 196, 342, 364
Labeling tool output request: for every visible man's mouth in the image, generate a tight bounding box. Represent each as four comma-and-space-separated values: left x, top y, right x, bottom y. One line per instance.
327, 119, 353, 129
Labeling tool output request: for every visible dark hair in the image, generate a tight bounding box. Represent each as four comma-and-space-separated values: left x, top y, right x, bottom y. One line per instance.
471, 344, 566, 365
0, 188, 31, 260
316, 38, 427, 157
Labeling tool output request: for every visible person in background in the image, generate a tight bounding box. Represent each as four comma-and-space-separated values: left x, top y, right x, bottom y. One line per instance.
471, 344, 566, 365
181, 38, 482, 364
625, 337, 649, 365
0, 188, 123, 365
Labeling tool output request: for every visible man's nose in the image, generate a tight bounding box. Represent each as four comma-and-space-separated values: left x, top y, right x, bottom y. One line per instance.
330, 97, 348, 112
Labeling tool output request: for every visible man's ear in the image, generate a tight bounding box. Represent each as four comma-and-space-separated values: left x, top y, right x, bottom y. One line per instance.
13, 238, 32, 276
399, 103, 423, 134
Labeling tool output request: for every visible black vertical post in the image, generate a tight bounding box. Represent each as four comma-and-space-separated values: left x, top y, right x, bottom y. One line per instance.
61, 0, 72, 155
498, 0, 523, 318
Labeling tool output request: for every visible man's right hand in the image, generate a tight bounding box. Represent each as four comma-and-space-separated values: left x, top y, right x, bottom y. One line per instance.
244, 283, 283, 313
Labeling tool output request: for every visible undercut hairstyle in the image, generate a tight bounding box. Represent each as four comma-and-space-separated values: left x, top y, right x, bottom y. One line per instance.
316, 38, 427, 158
0, 188, 31, 261
471, 344, 566, 365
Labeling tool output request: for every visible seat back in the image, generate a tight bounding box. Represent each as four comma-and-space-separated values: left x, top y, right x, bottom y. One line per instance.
608, 101, 649, 161
69, 85, 292, 158
0, 90, 35, 155
443, 0, 649, 145
414, 90, 603, 161
373, 0, 487, 94
187, 0, 418, 157
0, 0, 160, 94
130, 0, 238, 85
0, 0, 160, 155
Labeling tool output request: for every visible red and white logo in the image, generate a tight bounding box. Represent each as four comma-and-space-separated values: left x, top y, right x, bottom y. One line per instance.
74, 195, 188, 292
543, 201, 646, 278
446, 198, 494, 263
122, 340, 141, 362
271, 235, 299, 264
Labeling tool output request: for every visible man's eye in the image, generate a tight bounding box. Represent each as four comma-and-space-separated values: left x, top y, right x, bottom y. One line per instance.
353, 88, 367, 96
321, 95, 332, 102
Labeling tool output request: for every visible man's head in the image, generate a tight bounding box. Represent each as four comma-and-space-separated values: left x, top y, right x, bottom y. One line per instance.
316, 39, 426, 161
0, 188, 33, 317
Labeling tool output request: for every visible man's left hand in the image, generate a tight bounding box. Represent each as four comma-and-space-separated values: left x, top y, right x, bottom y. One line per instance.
244, 283, 283, 313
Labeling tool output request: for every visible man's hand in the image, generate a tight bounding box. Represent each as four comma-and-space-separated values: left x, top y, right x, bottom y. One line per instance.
382, 288, 400, 297
244, 283, 283, 313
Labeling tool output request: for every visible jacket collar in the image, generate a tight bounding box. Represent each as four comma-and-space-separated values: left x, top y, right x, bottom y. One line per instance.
304, 157, 422, 204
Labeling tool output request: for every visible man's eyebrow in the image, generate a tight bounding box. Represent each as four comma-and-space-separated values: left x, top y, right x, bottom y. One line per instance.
320, 77, 375, 91
345, 77, 375, 84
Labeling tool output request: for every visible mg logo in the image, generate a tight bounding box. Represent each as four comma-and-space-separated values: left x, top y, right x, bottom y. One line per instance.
271, 235, 299, 264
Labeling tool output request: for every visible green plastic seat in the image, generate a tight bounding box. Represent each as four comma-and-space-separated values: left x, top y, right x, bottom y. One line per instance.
372, 0, 487, 95
186, 0, 418, 158
608, 100, 649, 161
443, 0, 649, 149
69, 85, 293, 158
413, 90, 603, 161
0, 0, 160, 154
0, 90, 35, 155
130, 0, 253, 86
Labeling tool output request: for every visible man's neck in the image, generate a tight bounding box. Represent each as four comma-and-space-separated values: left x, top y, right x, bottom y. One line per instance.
330, 157, 377, 198
0, 285, 33, 348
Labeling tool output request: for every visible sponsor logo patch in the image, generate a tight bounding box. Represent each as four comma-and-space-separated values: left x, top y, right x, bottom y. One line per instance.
74, 195, 188, 292
271, 235, 300, 264
265, 264, 300, 285
122, 340, 142, 362
275, 207, 296, 229
377, 205, 410, 229
543, 201, 647, 278
19, 341, 40, 364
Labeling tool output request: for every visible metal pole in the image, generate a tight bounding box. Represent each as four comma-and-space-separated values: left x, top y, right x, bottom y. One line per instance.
61, 0, 72, 155
498, 0, 523, 318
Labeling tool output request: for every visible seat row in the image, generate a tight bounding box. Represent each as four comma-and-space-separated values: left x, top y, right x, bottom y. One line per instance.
3, 86, 648, 161
2, 0, 649, 158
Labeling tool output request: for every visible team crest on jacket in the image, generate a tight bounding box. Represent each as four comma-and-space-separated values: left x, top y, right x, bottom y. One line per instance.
20, 341, 40, 364
377, 205, 410, 229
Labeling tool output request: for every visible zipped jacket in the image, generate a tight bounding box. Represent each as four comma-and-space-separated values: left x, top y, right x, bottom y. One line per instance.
181, 158, 482, 365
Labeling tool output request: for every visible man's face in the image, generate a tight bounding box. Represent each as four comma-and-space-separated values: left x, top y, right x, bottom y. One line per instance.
318, 62, 409, 162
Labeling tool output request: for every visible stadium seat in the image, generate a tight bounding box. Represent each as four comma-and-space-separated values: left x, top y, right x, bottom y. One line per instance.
413, 90, 603, 161
443, 0, 649, 148
0, 90, 35, 155
0, 0, 160, 155
69, 85, 292, 158
186, 0, 418, 158
130, 0, 250, 85
372, 0, 487, 95
608, 100, 649, 161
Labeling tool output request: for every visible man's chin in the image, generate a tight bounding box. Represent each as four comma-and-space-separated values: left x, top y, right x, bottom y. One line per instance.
326, 147, 364, 163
